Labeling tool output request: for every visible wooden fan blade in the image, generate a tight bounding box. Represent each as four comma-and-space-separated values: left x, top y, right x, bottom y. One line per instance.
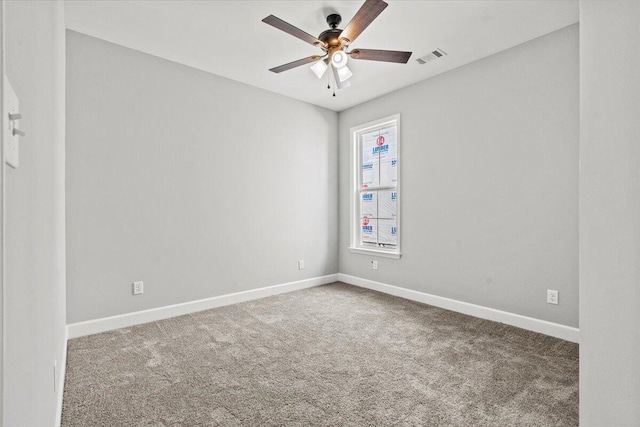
269, 56, 322, 73
339, 0, 388, 46
262, 15, 324, 48
349, 49, 412, 63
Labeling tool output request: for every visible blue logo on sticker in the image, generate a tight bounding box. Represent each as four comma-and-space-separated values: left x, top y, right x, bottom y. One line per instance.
391, 159, 397, 166
372, 145, 389, 154
362, 226, 373, 231
362, 163, 373, 170
391, 227, 397, 235
362, 194, 373, 200
391, 192, 397, 200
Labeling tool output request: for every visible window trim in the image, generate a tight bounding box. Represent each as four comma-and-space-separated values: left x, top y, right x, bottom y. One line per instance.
349, 114, 401, 259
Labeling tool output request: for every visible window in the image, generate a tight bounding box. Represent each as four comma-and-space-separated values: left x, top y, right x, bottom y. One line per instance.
350, 114, 400, 258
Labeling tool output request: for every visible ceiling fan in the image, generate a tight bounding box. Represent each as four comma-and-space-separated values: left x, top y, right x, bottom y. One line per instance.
262, 0, 412, 96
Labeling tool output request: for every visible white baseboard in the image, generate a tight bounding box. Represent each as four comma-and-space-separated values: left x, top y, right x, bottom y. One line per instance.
66, 272, 579, 343
67, 274, 338, 339
338, 274, 579, 343
54, 325, 68, 427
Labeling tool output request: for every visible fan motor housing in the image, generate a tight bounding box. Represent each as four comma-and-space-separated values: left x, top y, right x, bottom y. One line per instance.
319, 28, 343, 48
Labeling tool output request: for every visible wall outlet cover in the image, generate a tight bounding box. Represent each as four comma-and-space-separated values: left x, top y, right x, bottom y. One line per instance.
133, 281, 144, 295
4, 76, 20, 169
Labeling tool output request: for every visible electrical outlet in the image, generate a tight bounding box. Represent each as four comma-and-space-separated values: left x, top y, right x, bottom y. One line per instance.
4, 76, 22, 169
133, 281, 144, 295
547, 289, 559, 305
298, 260, 304, 270
372, 260, 378, 270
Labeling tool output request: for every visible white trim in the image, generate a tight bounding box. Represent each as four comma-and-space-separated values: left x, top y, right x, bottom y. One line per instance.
67, 274, 338, 339
54, 326, 68, 427
338, 273, 579, 343
348, 247, 401, 259
350, 114, 401, 257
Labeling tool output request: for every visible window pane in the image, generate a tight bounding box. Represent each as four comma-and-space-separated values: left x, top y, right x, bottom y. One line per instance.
378, 219, 397, 246
378, 190, 397, 219
361, 217, 377, 244
352, 114, 400, 254
360, 191, 377, 218
361, 132, 380, 188
379, 126, 397, 187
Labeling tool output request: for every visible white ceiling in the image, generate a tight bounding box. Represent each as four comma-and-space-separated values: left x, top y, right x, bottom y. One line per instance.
65, 0, 579, 112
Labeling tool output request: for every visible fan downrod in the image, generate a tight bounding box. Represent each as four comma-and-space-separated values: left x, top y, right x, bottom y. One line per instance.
326, 14, 342, 29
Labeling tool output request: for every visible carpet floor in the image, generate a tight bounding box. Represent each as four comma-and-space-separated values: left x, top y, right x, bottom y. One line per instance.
61, 283, 578, 426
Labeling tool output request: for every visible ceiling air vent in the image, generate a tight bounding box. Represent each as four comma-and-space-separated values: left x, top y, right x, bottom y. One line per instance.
416, 48, 447, 64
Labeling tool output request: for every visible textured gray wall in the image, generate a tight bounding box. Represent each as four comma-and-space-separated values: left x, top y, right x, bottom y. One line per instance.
66, 31, 338, 324
338, 25, 579, 327
5, 1, 67, 425
579, 2, 640, 425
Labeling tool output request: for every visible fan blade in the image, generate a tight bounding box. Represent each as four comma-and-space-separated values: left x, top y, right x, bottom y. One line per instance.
262, 15, 324, 48
349, 49, 412, 63
269, 56, 322, 73
339, 0, 388, 46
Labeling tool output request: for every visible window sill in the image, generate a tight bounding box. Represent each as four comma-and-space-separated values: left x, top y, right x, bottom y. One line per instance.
349, 247, 401, 259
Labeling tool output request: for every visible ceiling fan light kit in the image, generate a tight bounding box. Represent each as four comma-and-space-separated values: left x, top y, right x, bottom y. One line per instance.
262, 0, 412, 96
331, 51, 348, 69
335, 64, 353, 82
332, 66, 352, 90
310, 59, 329, 79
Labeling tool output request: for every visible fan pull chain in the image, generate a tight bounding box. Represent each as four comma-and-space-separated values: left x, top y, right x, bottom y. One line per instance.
326, 65, 336, 96
328, 67, 335, 96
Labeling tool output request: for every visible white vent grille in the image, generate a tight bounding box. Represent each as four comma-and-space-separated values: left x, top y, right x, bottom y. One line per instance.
416, 48, 447, 64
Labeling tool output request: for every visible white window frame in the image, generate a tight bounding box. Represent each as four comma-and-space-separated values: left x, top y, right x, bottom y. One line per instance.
349, 114, 401, 259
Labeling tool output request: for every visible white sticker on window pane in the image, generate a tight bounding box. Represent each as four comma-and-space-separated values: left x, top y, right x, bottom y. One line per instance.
380, 157, 397, 187
378, 219, 397, 246
361, 191, 377, 218
361, 217, 377, 243
379, 126, 397, 187
362, 162, 379, 189
361, 132, 380, 188
377, 126, 396, 160
378, 190, 397, 219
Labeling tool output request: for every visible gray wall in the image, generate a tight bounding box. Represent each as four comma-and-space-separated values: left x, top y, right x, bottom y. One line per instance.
5, 1, 67, 425
66, 31, 338, 324
579, 2, 640, 425
339, 25, 579, 327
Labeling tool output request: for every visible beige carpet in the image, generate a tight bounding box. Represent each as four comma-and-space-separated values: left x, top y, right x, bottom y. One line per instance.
62, 283, 578, 426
